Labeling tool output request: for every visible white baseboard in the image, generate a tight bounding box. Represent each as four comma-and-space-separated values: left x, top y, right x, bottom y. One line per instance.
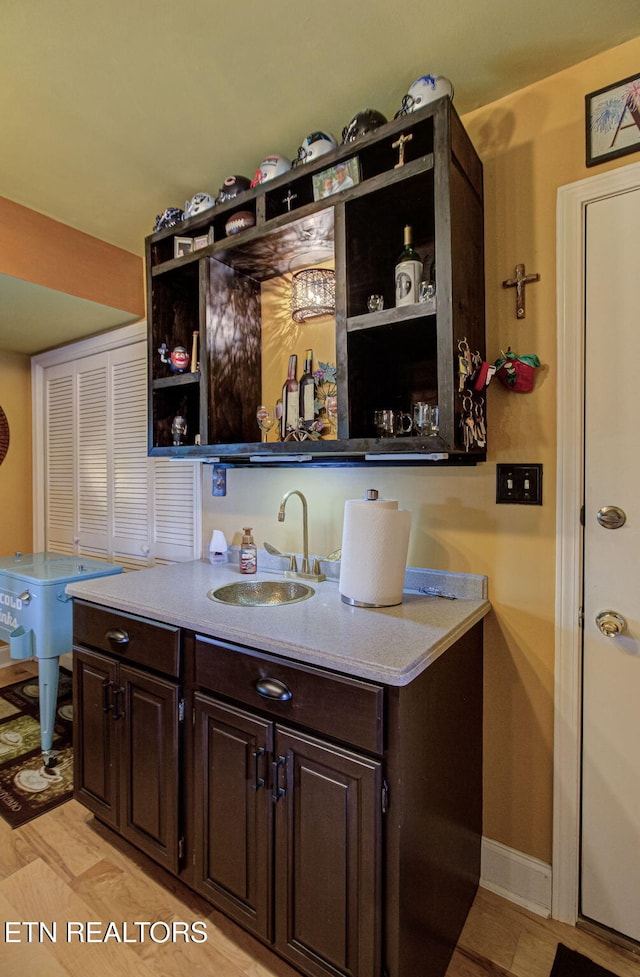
481, 837, 552, 918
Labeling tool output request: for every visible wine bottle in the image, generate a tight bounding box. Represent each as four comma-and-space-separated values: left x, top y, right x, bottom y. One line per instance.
281, 354, 299, 438
395, 225, 422, 307
299, 349, 315, 428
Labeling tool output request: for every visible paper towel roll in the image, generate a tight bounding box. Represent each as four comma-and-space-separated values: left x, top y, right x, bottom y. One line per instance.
339, 497, 411, 606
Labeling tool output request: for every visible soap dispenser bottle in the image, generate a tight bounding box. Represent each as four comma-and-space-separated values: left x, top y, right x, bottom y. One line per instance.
240, 528, 257, 574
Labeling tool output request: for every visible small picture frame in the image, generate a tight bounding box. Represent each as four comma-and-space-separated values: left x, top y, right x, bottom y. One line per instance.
193, 227, 215, 250
312, 157, 360, 201
586, 73, 640, 167
174, 236, 194, 258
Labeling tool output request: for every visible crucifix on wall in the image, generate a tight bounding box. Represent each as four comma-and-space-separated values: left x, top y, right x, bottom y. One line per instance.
502, 263, 540, 319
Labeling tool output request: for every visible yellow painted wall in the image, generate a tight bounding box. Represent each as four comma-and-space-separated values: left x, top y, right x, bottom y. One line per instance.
202, 36, 640, 864
0, 351, 33, 555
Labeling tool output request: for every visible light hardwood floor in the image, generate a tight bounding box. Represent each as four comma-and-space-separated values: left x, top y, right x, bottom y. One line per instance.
1, 662, 638, 977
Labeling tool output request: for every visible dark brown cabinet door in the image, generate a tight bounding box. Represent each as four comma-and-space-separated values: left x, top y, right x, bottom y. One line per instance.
74, 648, 181, 873
118, 663, 181, 873
193, 694, 273, 941
73, 647, 119, 826
274, 726, 382, 977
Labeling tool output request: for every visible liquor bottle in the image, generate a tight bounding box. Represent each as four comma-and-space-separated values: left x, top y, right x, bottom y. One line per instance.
395, 225, 422, 307
281, 354, 299, 438
299, 349, 315, 428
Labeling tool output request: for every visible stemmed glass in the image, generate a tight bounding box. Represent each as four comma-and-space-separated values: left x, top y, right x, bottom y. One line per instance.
256, 405, 276, 443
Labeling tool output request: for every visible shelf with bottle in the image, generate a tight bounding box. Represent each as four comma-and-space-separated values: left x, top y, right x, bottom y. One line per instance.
344, 170, 435, 323
145, 96, 484, 462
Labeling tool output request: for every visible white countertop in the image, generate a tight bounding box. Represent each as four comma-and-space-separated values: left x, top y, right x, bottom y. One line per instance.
66, 559, 490, 687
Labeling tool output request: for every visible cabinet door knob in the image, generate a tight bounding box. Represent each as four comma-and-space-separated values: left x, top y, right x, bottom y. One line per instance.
255, 677, 292, 701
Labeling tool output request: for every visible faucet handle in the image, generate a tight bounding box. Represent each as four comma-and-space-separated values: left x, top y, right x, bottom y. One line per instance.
288, 554, 298, 572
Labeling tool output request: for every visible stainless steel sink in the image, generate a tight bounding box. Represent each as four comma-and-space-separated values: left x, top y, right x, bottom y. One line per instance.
208, 579, 315, 606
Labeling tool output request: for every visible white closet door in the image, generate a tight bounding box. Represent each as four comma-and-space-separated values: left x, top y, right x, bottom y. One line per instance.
36, 323, 201, 567
110, 342, 153, 566
44, 363, 75, 554
76, 353, 110, 558
151, 458, 201, 564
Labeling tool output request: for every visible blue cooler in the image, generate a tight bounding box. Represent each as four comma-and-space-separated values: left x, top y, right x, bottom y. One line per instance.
0, 551, 122, 764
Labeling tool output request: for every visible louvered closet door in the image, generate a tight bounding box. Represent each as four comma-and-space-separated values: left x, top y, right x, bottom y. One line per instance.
110, 342, 153, 568
151, 458, 200, 564
39, 327, 201, 566
44, 363, 75, 554
76, 353, 110, 558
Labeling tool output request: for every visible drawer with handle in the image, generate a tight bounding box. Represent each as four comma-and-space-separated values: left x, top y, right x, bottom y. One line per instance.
73, 599, 180, 677
195, 634, 384, 755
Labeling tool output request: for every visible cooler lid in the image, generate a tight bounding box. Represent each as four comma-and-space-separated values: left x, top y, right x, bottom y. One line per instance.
0, 551, 122, 585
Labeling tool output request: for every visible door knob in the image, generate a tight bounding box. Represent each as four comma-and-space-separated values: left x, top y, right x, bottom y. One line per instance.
596, 506, 626, 529
595, 610, 627, 637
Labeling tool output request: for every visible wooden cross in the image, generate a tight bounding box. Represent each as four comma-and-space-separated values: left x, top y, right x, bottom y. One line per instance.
502, 263, 540, 319
392, 132, 413, 168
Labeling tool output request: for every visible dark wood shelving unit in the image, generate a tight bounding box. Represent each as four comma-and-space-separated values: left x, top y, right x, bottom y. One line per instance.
145, 96, 485, 464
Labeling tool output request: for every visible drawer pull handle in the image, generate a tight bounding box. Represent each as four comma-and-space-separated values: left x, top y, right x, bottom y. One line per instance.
255, 677, 292, 702
105, 628, 129, 646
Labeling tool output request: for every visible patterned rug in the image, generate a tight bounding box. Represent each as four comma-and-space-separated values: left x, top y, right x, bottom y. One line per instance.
0, 668, 73, 828
551, 943, 620, 977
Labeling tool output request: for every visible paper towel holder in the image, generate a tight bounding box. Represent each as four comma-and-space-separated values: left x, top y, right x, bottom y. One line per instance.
339, 487, 408, 608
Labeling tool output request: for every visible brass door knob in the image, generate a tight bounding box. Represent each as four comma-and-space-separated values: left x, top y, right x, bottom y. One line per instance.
595, 610, 627, 637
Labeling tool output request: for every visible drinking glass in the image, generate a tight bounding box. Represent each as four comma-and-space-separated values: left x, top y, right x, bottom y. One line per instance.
374, 409, 412, 437
256, 405, 276, 442
412, 402, 439, 436
367, 294, 384, 313
412, 402, 429, 436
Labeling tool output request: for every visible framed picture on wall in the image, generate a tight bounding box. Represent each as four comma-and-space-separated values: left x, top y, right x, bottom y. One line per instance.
586, 72, 640, 166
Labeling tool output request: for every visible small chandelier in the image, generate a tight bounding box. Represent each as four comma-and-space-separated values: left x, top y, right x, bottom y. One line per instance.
291, 268, 336, 323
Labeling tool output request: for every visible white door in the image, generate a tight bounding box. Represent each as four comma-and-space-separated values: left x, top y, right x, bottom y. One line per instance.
581, 186, 640, 942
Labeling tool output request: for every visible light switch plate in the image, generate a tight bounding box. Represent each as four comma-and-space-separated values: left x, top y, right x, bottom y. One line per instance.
496, 463, 543, 505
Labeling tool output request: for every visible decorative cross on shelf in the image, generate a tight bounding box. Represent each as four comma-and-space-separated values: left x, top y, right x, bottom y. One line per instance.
502, 263, 540, 319
283, 189, 297, 212
392, 132, 413, 168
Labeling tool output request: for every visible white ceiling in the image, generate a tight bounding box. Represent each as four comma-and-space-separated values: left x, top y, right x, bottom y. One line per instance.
2, 0, 640, 354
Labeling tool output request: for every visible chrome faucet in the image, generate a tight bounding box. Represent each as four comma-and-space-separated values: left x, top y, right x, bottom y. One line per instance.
277, 490, 325, 582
